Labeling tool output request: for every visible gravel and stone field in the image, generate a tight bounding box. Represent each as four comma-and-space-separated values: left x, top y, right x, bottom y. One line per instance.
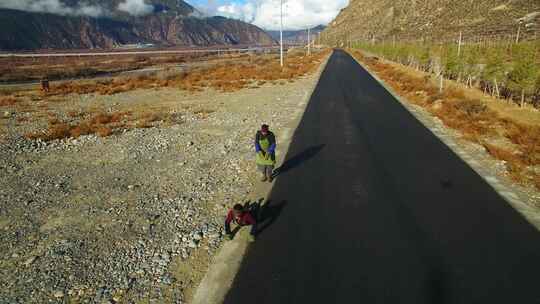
0, 58, 325, 303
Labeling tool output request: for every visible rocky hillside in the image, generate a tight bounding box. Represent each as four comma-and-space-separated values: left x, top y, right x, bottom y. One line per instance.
267, 25, 326, 44
0, 0, 274, 50
323, 0, 540, 43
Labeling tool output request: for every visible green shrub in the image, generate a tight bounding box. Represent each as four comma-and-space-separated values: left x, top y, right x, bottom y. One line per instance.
352, 39, 539, 106
442, 46, 462, 79
508, 44, 539, 104
483, 47, 506, 82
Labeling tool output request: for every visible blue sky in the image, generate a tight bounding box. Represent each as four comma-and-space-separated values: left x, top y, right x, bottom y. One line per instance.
185, 0, 349, 30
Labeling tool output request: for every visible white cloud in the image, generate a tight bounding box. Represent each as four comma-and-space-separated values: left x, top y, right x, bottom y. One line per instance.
194, 0, 349, 30
0, 0, 156, 17
117, 0, 154, 16
217, 2, 256, 22
0, 0, 105, 17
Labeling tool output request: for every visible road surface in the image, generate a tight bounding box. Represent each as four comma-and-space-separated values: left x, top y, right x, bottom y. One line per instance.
223, 50, 540, 303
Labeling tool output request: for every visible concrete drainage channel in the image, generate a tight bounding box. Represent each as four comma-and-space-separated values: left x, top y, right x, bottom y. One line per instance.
191, 53, 332, 304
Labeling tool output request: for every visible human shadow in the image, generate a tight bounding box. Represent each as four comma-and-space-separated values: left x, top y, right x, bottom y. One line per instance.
229, 225, 242, 239
243, 198, 264, 222
246, 198, 288, 236
273, 144, 325, 177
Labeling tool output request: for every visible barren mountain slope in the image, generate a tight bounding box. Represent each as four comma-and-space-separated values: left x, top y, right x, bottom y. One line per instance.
0, 0, 274, 50
324, 0, 540, 42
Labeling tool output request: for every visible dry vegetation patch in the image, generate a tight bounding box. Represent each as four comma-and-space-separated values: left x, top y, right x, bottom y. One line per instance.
41, 51, 330, 96
0, 96, 19, 106
1, 50, 329, 143
0, 52, 222, 83
21, 107, 186, 141
350, 50, 540, 190
25, 111, 132, 141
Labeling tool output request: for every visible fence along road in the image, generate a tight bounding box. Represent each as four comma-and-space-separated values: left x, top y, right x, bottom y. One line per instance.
223, 49, 540, 304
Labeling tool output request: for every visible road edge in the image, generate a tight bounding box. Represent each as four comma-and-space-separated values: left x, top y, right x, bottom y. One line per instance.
191, 50, 333, 304
348, 51, 540, 230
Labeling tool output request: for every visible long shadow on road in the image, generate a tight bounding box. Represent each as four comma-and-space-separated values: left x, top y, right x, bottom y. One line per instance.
273, 144, 325, 178
256, 200, 288, 236
243, 199, 289, 237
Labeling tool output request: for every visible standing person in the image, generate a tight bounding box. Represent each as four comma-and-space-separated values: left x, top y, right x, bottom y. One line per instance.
225, 204, 257, 242
40, 77, 50, 93
255, 124, 276, 182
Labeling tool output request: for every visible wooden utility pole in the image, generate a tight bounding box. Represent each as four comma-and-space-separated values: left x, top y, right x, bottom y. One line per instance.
279, 0, 284, 67
457, 31, 462, 57
307, 27, 311, 56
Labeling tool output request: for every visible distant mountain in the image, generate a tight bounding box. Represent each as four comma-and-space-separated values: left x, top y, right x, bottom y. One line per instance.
323, 0, 540, 42
267, 25, 326, 44
0, 0, 275, 50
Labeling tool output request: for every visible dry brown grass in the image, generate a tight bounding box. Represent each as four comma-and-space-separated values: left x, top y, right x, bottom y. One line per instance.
48, 117, 61, 125
50, 78, 151, 96
44, 51, 330, 97
25, 111, 132, 141
434, 99, 496, 140
138, 112, 161, 122
69, 122, 92, 138
483, 144, 520, 164
17, 116, 29, 123
134, 121, 153, 129
178, 51, 327, 93
503, 122, 540, 165
481, 144, 539, 186
25, 122, 72, 141
18, 51, 330, 143
350, 49, 540, 190
131, 112, 163, 129
90, 112, 128, 125
67, 111, 83, 118
193, 108, 216, 120
95, 125, 113, 137
0, 96, 19, 107
534, 173, 540, 190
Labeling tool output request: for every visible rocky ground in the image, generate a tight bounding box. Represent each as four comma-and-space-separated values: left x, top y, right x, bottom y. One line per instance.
0, 58, 325, 303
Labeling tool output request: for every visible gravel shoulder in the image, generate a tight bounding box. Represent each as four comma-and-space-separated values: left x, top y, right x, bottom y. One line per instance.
0, 55, 327, 303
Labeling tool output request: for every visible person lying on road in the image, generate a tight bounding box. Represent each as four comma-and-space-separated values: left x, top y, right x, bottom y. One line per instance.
40, 77, 50, 93
225, 204, 257, 242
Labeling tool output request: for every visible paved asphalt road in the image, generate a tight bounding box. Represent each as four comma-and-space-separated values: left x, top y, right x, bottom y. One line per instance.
223, 50, 540, 303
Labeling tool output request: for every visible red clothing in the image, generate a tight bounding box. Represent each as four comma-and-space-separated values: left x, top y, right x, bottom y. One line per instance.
225, 210, 256, 226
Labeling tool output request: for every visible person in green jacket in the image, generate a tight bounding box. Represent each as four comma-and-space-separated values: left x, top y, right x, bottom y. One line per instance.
255, 124, 276, 182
